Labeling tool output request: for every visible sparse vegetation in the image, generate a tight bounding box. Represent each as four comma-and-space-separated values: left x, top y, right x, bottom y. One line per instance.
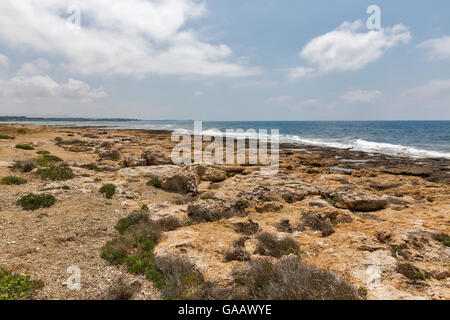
255, 232, 300, 258
15, 144, 34, 150
396, 263, 427, 281
431, 233, 450, 247
233, 198, 250, 212
36, 150, 51, 155
99, 150, 120, 161
141, 204, 149, 211
36, 154, 63, 166
233, 219, 260, 236
146, 178, 162, 188
277, 220, 294, 233
301, 213, 335, 237
101, 212, 223, 300
224, 248, 250, 262
0, 134, 14, 140
11, 159, 37, 173
1, 176, 27, 185
80, 163, 104, 172
99, 184, 116, 199
17, 129, 27, 134
17, 193, 56, 210
232, 256, 362, 300
36, 166, 74, 181
0, 268, 43, 300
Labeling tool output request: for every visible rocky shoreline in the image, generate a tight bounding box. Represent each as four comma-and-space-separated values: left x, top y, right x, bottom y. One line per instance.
0, 124, 448, 300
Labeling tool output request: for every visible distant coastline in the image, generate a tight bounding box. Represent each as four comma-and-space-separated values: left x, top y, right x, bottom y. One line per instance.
0, 116, 140, 122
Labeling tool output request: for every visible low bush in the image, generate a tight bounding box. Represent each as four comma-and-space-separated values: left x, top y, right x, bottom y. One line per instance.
101, 212, 226, 300
146, 178, 162, 188
11, 159, 37, 173
0, 268, 43, 300
36, 154, 63, 167
36, 166, 74, 181
232, 256, 362, 300
15, 144, 34, 150
277, 220, 294, 233
1, 176, 27, 185
233, 219, 260, 236
255, 232, 300, 258
224, 248, 251, 262
99, 184, 116, 199
301, 213, 335, 237
233, 198, 250, 212
17, 193, 56, 210
36, 151, 51, 155
0, 134, 14, 140
80, 163, 104, 172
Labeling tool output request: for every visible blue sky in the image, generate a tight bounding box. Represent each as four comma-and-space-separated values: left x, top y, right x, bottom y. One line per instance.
0, 0, 449, 120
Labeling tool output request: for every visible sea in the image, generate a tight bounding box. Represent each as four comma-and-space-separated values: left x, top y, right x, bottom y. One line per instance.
3, 120, 450, 160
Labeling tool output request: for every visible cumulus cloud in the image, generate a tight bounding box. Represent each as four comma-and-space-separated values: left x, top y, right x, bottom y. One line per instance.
0, 1, 259, 78
340, 90, 383, 104
289, 20, 411, 80
418, 36, 450, 60
0, 54, 106, 104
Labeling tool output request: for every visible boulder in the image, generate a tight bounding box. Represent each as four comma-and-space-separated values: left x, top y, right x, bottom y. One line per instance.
322, 187, 389, 212
161, 167, 199, 194
195, 165, 227, 182
187, 199, 238, 223
141, 150, 173, 166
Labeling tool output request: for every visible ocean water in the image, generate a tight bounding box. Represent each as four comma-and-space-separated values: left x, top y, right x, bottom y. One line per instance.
3, 120, 450, 159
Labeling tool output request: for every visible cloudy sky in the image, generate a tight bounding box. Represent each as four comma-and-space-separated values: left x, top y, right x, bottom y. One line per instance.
0, 0, 449, 120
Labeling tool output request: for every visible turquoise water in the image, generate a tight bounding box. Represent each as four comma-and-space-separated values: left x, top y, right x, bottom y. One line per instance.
3, 120, 450, 159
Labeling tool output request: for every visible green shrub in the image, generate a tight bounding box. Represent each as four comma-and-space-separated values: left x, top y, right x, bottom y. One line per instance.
146, 178, 162, 188
233, 198, 250, 212
15, 144, 34, 150
36, 154, 63, 167
141, 204, 149, 211
17, 193, 56, 210
36, 151, 51, 155
1, 176, 27, 185
17, 129, 27, 134
36, 166, 74, 181
0, 134, 14, 140
0, 268, 43, 300
99, 184, 116, 199
115, 211, 149, 235
61, 185, 70, 190
255, 232, 300, 258
11, 159, 37, 173
232, 256, 362, 300
101, 213, 222, 300
80, 163, 103, 172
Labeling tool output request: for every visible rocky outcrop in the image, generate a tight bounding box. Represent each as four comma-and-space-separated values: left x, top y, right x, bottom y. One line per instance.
322, 187, 389, 212
161, 167, 199, 194
141, 150, 173, 166
187, 199, 241, 223
195, 165, 227, 182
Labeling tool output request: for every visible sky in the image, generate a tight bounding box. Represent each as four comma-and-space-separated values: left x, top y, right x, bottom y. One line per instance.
0, 0, 449, 120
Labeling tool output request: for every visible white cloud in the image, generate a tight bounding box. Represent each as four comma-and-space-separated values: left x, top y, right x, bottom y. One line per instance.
0, 55, 106, 104
233, 80, 278, 88
289, 20, 411, 79
0, 75, 106, 103
402, 79, 450, 98
267, 96, 319, 107
288, 67, 315, 81
15, 59, 52, 77
0, 53, 9, 79
340, 90, 383, 104
418, 36, 450, 60
194, 90, 203, 96
0, 1, 259, 78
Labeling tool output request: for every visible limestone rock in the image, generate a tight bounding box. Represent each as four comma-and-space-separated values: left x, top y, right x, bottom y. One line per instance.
322, 187, 389, 212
